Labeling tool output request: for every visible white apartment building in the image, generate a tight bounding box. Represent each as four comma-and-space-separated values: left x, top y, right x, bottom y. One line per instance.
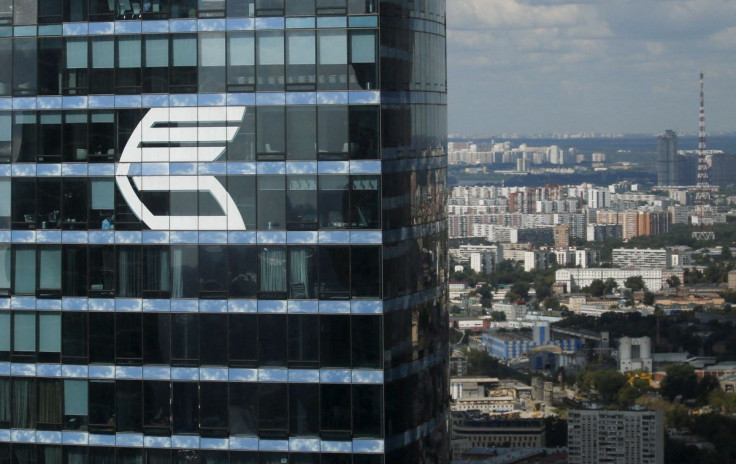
568, 408, 664, 464
587, 188, 611, 209
613, 248, 672, 269
555, 268, 681, 292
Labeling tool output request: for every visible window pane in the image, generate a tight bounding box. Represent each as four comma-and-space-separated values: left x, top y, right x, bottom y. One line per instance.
257, 32, 284, 65
287, 314, 318, 366
171, 314, 199, 363
259, 246, 286, 294
228, 314, 257, 365
351, 246, 380, 298
228, 246, 257, 298
12, 379, 36, 429
13, 313, 36, 352
288, 246, 317, 299
199, 382, 228, 432
287, 176, 317, 230
88, 380, 115, 430
37, 379, 62, 426
64, 379, 88, 416
318, 247, 350, 298
172, 382, 198, 434
199, 245, 227, 296
66, 38, 88, 69
39, 313, 61, 353
318, 31, 347, 64
319, 176, 349, 228
258, 383, 287, 435
257, 176, 285, 229
118, 246, 141, 297
258, 314, 286, 366
89, 313, 115, 363
14, 248, 36, 295
289, 383, 318, 436
353, 385, 381, 437
173, 36, 197, 66
256, 107, 285, 157
318, 106, 349, 157
287, 31, 315, 65
0, 313, 8, 352
171, 245, 198, 298
143, 381, 171, 428
320, 384, 350, 435
91, 179, 115, 210
116, 313, 142, 362
39, 248, 62, 290
286, 107, 316, 160
145, 35, 169, 66
118, 37, 142, 68
320, 315, 350, 367
91, 38, 114, 68
200, 34, 226, 67
117, 380, 142, 433
351, 315, 381, 368
143, 313, 171, 364
229, 383, 257, 435
62, 312, 87, 361
0, 245, 10, 289
200, 314, 227, 366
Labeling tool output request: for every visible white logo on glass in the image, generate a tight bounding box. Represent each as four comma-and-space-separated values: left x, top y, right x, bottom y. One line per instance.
115, 106, 247, 230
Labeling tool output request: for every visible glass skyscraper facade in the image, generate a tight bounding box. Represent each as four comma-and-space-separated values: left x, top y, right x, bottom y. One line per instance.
0, 0, 447, 462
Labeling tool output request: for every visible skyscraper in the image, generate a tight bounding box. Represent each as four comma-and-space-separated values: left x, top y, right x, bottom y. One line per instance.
0, 0, 448, 462
656, 129, 678, 186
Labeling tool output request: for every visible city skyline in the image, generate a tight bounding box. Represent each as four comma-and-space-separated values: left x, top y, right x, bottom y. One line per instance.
447, 0, 736, 135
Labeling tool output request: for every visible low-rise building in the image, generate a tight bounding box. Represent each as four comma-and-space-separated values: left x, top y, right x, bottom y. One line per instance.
613, 248, 672, 269
451, 412, 546, 456
555, 268, 683, 293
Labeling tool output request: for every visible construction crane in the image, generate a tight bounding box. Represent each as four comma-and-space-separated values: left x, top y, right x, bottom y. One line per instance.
692, 71, 716, 241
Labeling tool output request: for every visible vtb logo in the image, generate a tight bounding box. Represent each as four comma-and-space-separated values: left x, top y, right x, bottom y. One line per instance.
115, 107, 247, 230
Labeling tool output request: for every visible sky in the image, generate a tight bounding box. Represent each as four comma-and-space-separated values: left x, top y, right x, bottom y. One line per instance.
447, 0, 736, 136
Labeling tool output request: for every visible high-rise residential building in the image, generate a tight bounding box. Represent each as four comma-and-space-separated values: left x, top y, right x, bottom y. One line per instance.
657, 130, 678, 186
0, 1, 448, 462
568, 408, 664, 464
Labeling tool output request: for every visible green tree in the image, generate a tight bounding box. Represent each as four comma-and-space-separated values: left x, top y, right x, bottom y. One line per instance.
666, 275, 681, 288
543, 296, 560, 310
660, 363, 698, 401
624, 275, 646, 292
583, 279, 606, 297
490, 311, 506, 322
643, 291, 655, 306
592, 370, 628, 403
506, 281, 530, 301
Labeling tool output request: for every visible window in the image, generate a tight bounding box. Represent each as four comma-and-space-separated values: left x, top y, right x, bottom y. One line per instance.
89, 313, 115, 364
258, 315, 287, 366
38, 37, 63, 95
86, 247, 114, 295
64, 380, 88, 430
348, 106, 379, 159
319, 176, 349, 228
318, 106, 349, 160
12, 112, 37, 163
256, 107, 285, 160
226, 108, 256, 161
257, 176, 285, 229
88, 380, 115, 432
37, 379, 62, 429
255, 0, 283, 16
353, 385, 382, 437
11, 179, 36, 229
317, 30, 347, 90
63, 112, 88, 162
286, 0, 314, 15
199, 33, 226, 92
258, 246, 287, 296
172, 382, 198, 434
37, 112, 62, 162
199, 383, 228, 436
228, 246, 257, 298
143, 313, 171, 365
116, 36, 142, 93
13, 248, 36, 295
287, 176, 318, 230
200, 314, 227, 366
289, 383, 318, 436
349, 31, 377, 90
143, 381, 171, 433
143, 246, 171, 298
0, 112, 10, 161
320, 315, 350, 367
38, 246, 62, 297
286, 30, 316, 90
38, 312, 61, 362
227, 32, 255, 92
0, 313, 8, 361
228, 314, 257, 367
171, 35, 198, 93
64, 38, 88, 95
288, 246, 317, 298
199, 245, 227, 298
89, 112, 116, 161
62, 312, 88, 364
286, 106, 316, 160
0, 244, 10, 293
256, 31, 285, 91
351, 315, 381, 368
318, 247, 350, 299
320, 384, 350, 438
143, 35, 170, 93
117, 381, 143, 433
117, 246, 141, 297
13, 38, 37, 96
12, 379, 36, 429
116, 313, 143, 364
258, 383, 287, 437
351, 245, 380, 297
36, 179, 61, 229
229, 383, 257, 435
287, 315, 318, 367
171, 314, 199, 365
90, 37, 114, 94
62, 180, 87, 228
171, 245, 198, 298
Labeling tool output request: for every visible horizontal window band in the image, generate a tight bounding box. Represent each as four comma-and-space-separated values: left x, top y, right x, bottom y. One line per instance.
0, 91, 381, 110
0, 430, 385, 453
0, 230, 384, 245
384, 412, 447, 453
1, 161, 382, 177
7, 15, 384, 38
0, 364, 384, 384
0, 297, 383, 314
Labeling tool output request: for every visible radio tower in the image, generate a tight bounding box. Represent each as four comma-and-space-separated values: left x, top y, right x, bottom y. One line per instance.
693, 71, 715, 241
